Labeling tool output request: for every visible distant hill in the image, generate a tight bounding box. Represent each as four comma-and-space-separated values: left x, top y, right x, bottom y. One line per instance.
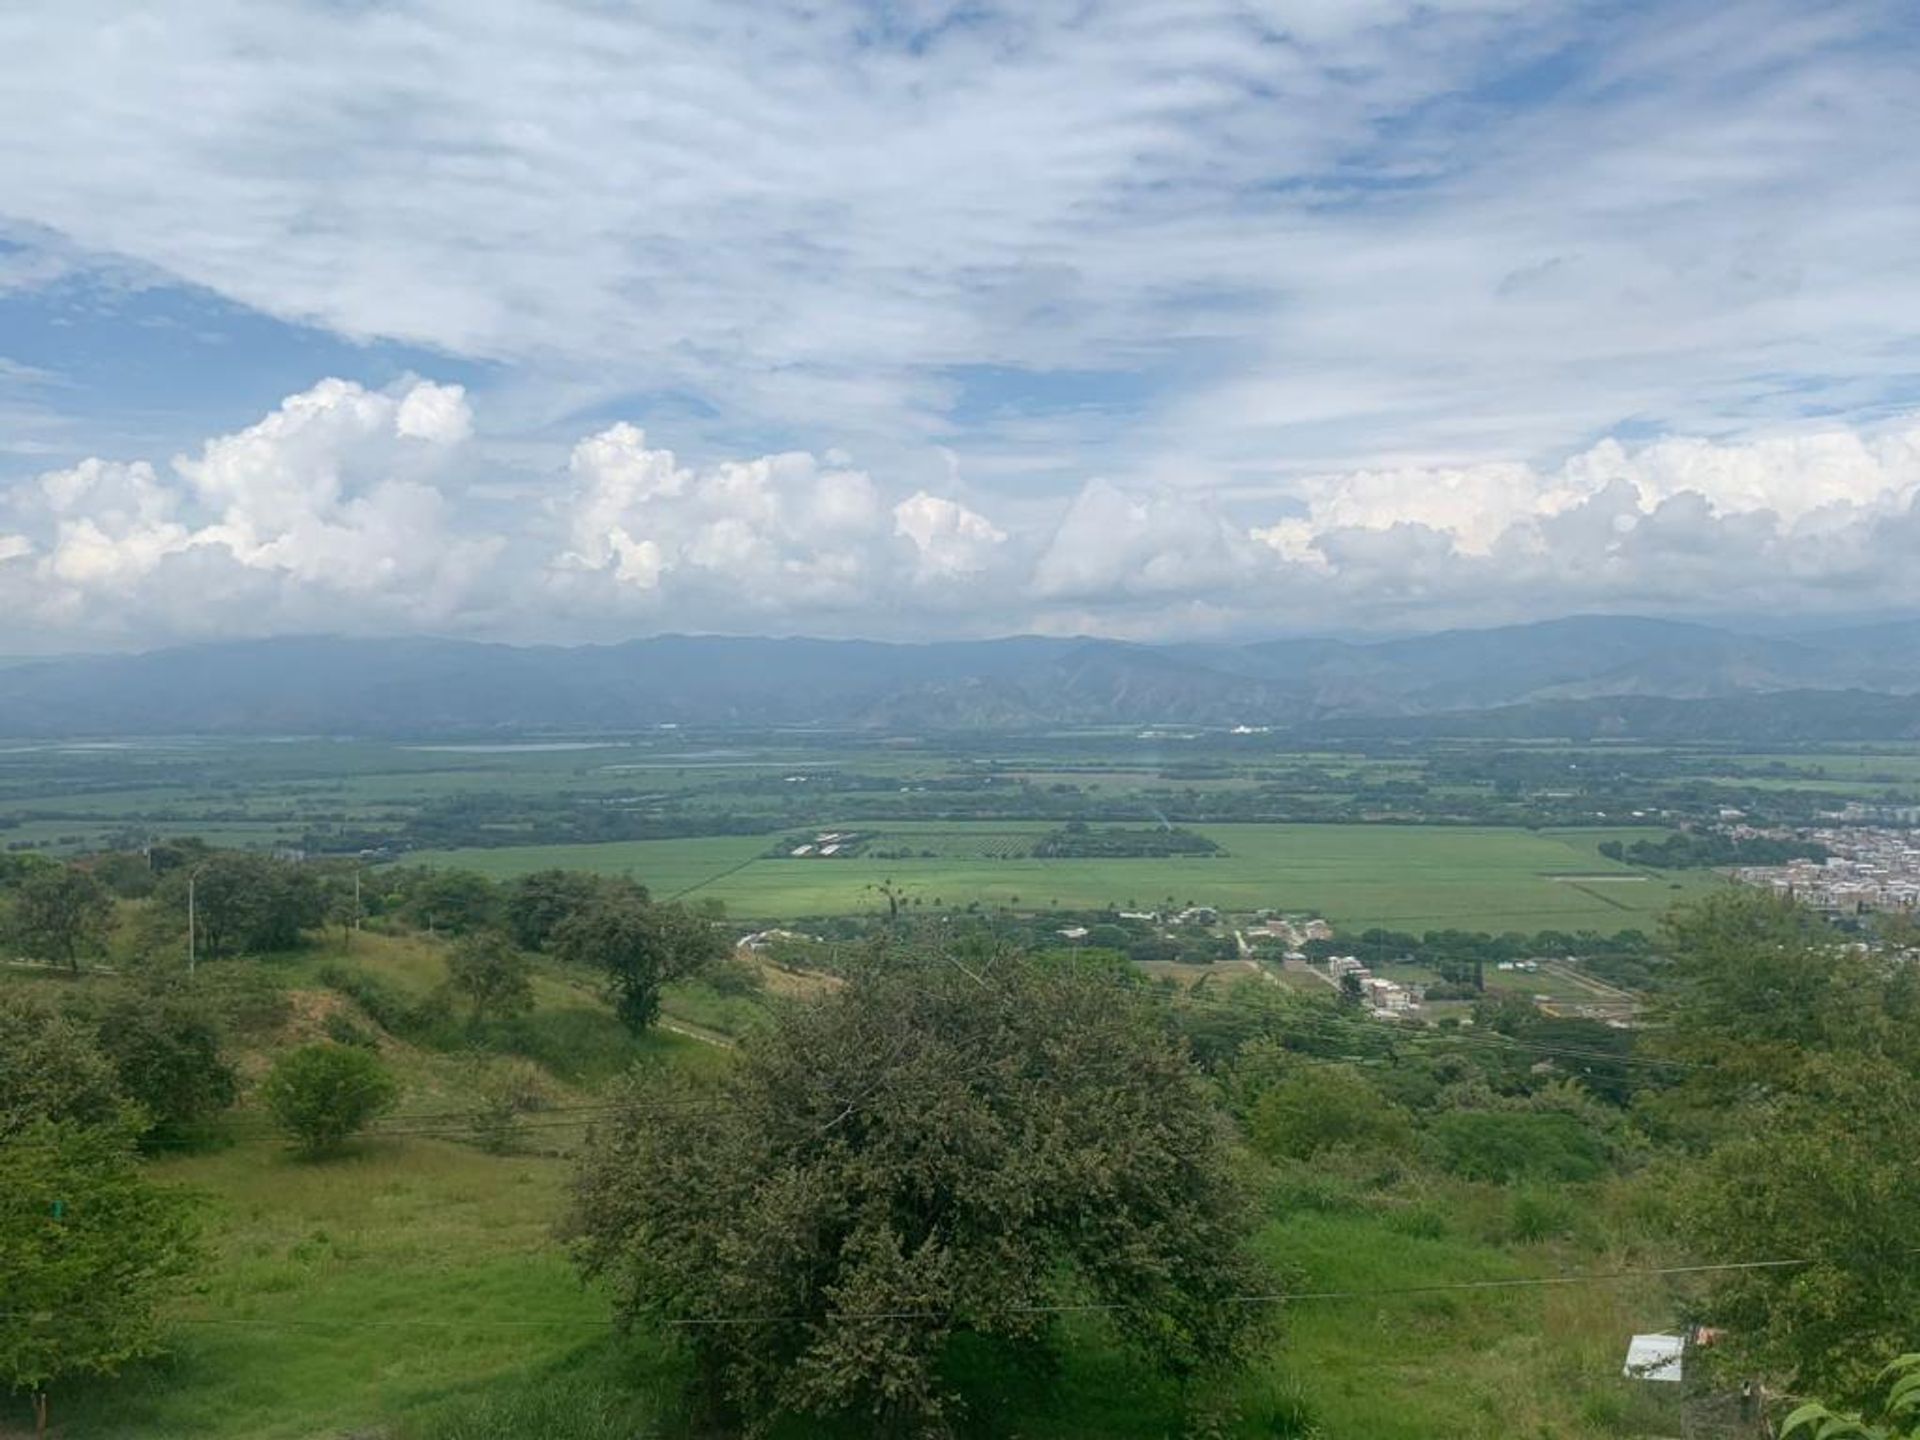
0, 617, 1916, 738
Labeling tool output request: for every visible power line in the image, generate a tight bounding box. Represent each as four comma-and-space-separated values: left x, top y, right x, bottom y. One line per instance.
6, 1252, 1909, 1334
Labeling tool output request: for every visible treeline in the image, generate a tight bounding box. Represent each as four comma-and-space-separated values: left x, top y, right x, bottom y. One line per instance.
1599, 829, 1831, 869
1031, 822, 1222, 858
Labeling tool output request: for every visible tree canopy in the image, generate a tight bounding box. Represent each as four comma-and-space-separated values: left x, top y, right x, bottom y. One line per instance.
550, 892, 727, 1033
0, 1116, 202, 1433
570, 949, 1263, 1435
8, 864, 114, 971
262, 1044, 399, 1156
446, 929, 535, 1025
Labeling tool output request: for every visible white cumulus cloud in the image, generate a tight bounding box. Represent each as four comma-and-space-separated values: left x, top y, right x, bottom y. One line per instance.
552, 424, 1012, 622
9, 378, 1920, 647
0, 378, 498, 644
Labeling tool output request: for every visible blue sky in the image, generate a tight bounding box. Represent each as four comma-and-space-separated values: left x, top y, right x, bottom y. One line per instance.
3, 0, 1919, 649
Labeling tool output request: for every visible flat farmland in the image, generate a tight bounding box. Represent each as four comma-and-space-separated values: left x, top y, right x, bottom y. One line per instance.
405, 821, 1721, 931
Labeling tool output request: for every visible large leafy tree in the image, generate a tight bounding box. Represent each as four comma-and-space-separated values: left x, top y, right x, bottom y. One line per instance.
550, 893, 726, 1033
1678, 1054, 1920, 1403
151, 853, 325, 959
1, 1116, 202, 1438
1658, 892, 1920, 1403
504, 868, 623, 952
1, 1000, 202, 1437
87, 989, 239, 1144
570, 951, 1263, 1435
0, 996, 129, 1139
1781, 1353, 1920, 1439
399, 868, 500, 937
8, 865, 114, 972
446, 929, 535, 1025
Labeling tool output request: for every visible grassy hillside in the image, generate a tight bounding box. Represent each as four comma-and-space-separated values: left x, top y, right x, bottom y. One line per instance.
5, 919, 1703, 1440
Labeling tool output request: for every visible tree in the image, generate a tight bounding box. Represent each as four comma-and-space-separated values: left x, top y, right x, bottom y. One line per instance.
88, 990, 238, 1144
0, 995, 128, 1140
0, 1115, 202, 1438
262, 1044, 399, 1155
152, 853, 325, 959
1654, 890, 1869, 1084
1781, 1353, 1920, 1439
9, 865, 113, 972
570, 953, 1263, 1435
1678, 1054, 1920, 1403
402, 869, 500, 936
504, 869, 622, 951
550, 893, 727, 1033
446, 930, 535, 1025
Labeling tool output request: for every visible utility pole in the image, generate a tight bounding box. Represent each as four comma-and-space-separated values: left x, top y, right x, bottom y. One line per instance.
186, 862, 208, 977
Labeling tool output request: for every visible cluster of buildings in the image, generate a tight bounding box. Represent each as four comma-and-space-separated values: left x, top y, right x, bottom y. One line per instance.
787, 830, 863, 858
1323, 954, 1417, 1016
1255, 914, 1334, 948
1734, 826, 1920, 916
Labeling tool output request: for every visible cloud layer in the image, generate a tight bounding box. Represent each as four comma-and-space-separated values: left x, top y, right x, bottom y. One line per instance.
2, 1, 1917, 485
5, 378, 1919, 648
2, 3, 1918, 644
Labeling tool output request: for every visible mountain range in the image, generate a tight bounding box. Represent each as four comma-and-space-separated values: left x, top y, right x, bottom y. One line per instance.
1, 616, 1918, 739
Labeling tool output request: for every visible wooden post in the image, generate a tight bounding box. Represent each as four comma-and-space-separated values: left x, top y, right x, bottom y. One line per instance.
33, 1390, 48, 1440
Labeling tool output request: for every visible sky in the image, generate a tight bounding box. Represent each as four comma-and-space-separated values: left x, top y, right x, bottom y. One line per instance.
3, 0, 1920, 651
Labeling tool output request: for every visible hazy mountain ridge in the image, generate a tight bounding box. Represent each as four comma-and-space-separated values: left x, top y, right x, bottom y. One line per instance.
0, 617, 1916, 737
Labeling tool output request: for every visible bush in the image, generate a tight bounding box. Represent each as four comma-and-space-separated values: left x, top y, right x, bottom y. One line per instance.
262, 1044, 398, 1155
89, 991, 238, 1144
1248, 1065, 1413, 1162
464, 1060, 547, 1154
1243, 1377, 1324, 1439
1427, 1110, 1608, 1184
1, 995, 132, 1139
1505, 1186, 1579, 1243
446, 930, 534, 1025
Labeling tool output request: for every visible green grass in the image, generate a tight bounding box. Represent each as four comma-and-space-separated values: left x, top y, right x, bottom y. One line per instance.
46, 1142, 1672, 1440
51, 1137, 627, 1440
401, 834, 772, 896
405, 822, 1723, 932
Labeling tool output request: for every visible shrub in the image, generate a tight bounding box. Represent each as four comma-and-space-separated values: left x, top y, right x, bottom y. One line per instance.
464, 1060, 547, 1154
262, 1044, 398, 1155
89, 992, 238, 1144
1248, 1065, 1413, 1162
0, 994, 129, 1138
447, 930, 535, 1025
1506, 1186, 1579, 1243
1428, 1110, 1608, 1184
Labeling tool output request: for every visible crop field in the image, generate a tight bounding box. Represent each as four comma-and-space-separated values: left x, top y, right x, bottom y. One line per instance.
407, 821, 1722, 931
399, 834, 772, 898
